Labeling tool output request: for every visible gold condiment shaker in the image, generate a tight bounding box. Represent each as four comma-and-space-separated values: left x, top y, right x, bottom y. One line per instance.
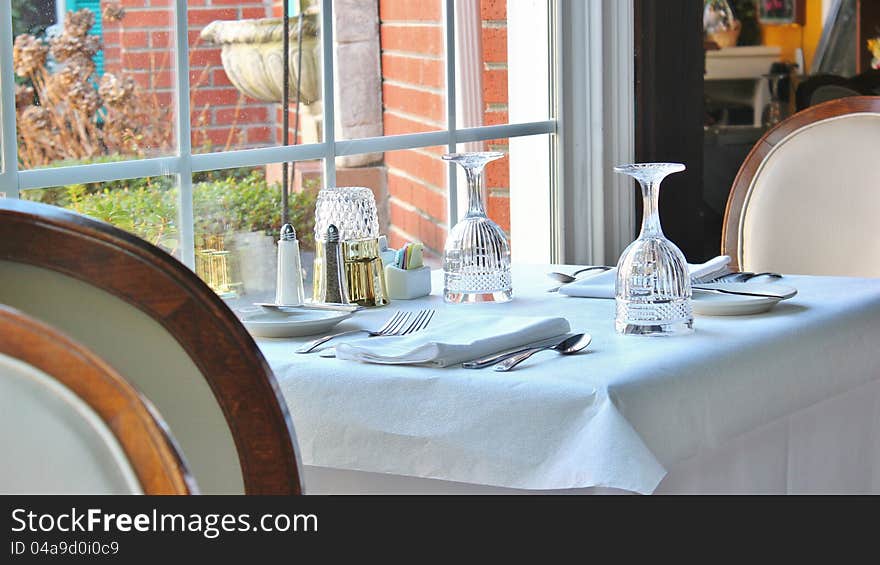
341, 237, 389, 307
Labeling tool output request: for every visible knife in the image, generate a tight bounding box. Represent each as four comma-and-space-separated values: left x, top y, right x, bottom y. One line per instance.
255, 302, 363, 313
461, 334, 574, 369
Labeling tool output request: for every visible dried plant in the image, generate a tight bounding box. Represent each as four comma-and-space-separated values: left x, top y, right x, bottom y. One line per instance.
14, 9, 173, 168
102, 4, 126, 24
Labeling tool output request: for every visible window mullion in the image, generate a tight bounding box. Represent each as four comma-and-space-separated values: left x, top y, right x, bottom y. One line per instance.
174, 0, 195, 269
0, 0, 19, 198
444, 0, 458, 228
18, 157, 181, 191
321, 0, 336, 188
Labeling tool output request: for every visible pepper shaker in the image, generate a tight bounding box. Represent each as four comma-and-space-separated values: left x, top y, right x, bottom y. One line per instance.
314, 224, 350, 304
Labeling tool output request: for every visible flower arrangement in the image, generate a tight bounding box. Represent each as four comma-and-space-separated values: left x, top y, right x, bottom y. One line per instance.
868, 38, 880, 70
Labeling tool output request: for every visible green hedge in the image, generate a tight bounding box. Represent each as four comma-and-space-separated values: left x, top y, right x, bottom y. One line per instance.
21, 168, 317, 255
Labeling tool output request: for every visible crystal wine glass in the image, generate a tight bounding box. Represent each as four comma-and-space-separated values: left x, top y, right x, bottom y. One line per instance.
613, 163, 693, 336
441, 152, 512, 304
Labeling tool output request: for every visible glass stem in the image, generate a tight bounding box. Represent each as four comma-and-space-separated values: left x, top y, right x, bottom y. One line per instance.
463, 165, 487, 217
638, 179, 663, 238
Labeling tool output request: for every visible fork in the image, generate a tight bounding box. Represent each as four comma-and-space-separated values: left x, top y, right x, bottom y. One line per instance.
296, 309, 434, 353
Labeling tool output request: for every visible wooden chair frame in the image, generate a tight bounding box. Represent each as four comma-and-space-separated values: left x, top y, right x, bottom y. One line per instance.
0, 305, 193, 494
0, 199, 303, 494
721, 96, 880, 271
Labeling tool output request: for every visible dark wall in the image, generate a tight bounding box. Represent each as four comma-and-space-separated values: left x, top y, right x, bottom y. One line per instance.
634, 0, 707, 260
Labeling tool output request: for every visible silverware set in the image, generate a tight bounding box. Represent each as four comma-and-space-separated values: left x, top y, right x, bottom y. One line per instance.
490, 333, 592, 372
295, 307, 590, 370
297, 309, 435, 353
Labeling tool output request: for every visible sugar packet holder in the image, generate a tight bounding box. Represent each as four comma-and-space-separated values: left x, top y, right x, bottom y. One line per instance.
385, 264, 431, 300
383, 241, 430, 300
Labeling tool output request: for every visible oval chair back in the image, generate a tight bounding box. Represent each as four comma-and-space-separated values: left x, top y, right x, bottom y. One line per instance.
722, 96, 880, 277
0, 200, 303, 494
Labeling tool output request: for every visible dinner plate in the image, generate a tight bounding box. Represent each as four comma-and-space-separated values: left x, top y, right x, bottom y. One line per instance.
692, 282, 797, 316
240, 308, 354, 338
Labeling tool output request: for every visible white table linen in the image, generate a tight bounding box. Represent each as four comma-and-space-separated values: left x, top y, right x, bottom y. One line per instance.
259, 266, 880, 494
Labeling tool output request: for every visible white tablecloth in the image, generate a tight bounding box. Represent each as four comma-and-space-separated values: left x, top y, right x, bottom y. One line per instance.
259, 266, 880, 494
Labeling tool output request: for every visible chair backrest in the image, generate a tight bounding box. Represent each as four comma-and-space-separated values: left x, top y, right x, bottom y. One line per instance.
722, 96, 880, 276
0, 200, 303, 494
809, 84, 862, 107
0, 305, 193, 494
796, 70, 880, 111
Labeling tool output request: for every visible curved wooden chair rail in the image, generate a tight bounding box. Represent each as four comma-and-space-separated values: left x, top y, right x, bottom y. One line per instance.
0, 305, 193, 494
0, 199, 303, 494
721, 96, 880, 271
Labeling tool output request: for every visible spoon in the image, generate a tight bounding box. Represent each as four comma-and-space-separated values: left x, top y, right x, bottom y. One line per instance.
494, 333, 592, 372
546, 266, 612, 284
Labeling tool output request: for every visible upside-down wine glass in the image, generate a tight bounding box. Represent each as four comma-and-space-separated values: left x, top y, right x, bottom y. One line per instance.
613, 163, 693, 336
441, 152, 512, 303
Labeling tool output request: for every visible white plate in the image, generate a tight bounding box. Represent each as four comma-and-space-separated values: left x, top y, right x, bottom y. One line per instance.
693, 283, 797, 316
240, 308, 354, 338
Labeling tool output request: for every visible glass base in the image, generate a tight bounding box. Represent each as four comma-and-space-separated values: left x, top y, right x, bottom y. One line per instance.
444, 289, 513, 304
615, 298, 694, 336
615, 319, 694, 336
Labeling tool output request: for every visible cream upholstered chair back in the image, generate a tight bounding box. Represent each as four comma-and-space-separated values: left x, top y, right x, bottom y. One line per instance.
0, 200, 303, 494
722, 97, 880, 277
0, 306, 192, 494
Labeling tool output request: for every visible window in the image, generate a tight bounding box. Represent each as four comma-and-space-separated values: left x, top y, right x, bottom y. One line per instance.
2, 1, 632, 302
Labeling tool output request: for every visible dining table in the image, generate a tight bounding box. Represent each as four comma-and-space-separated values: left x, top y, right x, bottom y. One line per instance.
257, 265, 880, 494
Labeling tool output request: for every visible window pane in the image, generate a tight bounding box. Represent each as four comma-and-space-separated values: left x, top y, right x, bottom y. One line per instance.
189, 1, 324, 153
191, 161, 322, 307
19, 173, 180, 258
385, 145, 448, 267
385, 137, 550, 267
455, 0, 551, 128
453, 135, 552, 263
488, 135, 553, 263
14, 2, 176, 169
325, 0, 449, 144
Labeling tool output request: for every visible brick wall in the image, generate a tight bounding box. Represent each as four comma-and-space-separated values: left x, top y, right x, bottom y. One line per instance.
479, 0, 510, 247
379, 0, 510, 256
101, 0, 277, 152
379, 0, 446, 253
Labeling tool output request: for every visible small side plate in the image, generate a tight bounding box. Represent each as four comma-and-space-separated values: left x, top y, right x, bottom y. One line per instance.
693, 283, 797, 316
240, 308, 354, 338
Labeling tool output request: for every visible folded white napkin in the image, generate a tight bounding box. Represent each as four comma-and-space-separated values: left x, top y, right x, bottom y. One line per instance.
335, 315, 571, 367
558, 255, 731, 299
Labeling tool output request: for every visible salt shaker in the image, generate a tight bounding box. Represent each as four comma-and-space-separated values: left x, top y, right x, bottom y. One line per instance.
314, 224, 350, 304
275, 223, 305, 306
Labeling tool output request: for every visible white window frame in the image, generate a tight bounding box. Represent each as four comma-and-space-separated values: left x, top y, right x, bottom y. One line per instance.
558, 0, 635, 265
0, 0, 634, 267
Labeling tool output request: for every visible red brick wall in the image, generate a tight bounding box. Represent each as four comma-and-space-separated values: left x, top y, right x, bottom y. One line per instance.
101, 0, 277, 152
379, 0, 446, 253
480, 0, 510, 246
379, 0, 510, 256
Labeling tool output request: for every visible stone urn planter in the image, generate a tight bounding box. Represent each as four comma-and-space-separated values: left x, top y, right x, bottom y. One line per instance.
200, 16, 322, 106
201, 5, 384, 168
